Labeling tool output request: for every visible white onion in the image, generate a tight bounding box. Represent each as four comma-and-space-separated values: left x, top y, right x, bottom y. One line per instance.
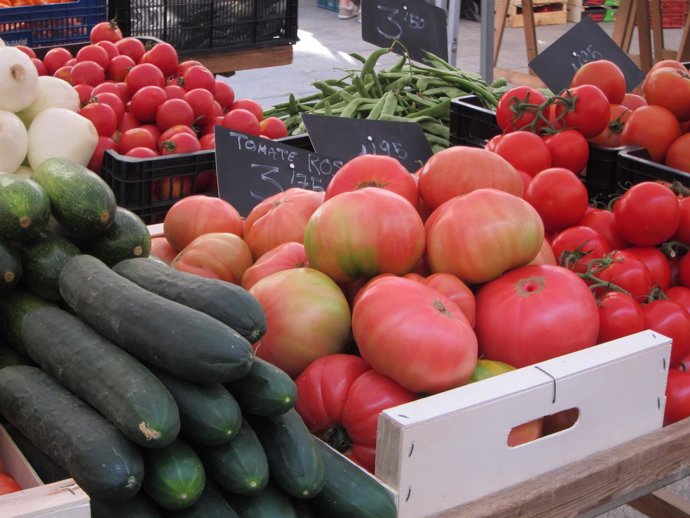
0, 110, 28, 174
13, 165, 33, 178
0, 38, 5, 48
27, 107, 98, 170
17, 76, 80, 127
0, 47, 39, 113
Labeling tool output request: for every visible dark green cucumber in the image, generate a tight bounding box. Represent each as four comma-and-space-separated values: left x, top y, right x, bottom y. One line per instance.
31, 157, 117, 239
77, 207, 151, 267
3, 422, 69, 484
248, 409, 325, 499
0, 173, 51, 242
225, 481, 298, 518
168, 480, 240, 518
291, 497, 319, 518
0, 342, 33, 369
90, 491, 162, 518
226, 357, 297, 417
22, 306, 181, 448
197, 419, 269, 495
0, 236, 21, 294
0, 365, 144, 501
151, 367, 241, 446
311, 439, 397, 518
59, 254, 254, 383
20, 231, 80, 301
143, 437, 206, 511
112, 257, 267, 343
0, 285, 57, 356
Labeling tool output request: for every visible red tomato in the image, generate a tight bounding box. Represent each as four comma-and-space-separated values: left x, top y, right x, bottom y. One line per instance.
259, 116, 288, 139
160, 132, 200, 155
126, 63, 166, 95
183, 88, 216, 127
555, 84, 611, 139
87, 135, 116, 173
425, 188, 544, 284
128, 85, 165, 123
43, 47, 72, 76
495, 85, 547, 133
73, 83, 94, 107
543, 129, 590, 175
666, 133, 690, 174
676, 252, 690, 288
244, 188, 324, 260
525, 167, 589, 233
214, 80, 235, 111
90, 20, 123, 43
241, 241, 308, 290
596, 291, 645, 344
71, 60, 105, 86
621, 93, 647, 111
666, 286, 690, 313
642, 299, 690, 367
15, 45, 35, 59
172, 232, 252, 284
570, 59, 626, 105
619, 247, 672, 290
140, 42, 178, 78
643, 67, 690, 121
591, 250, 654, 302
231, 98, 264, 122
620, 105, 682, 163
156, 98, 195, 132
106, 54, 135, 82
475, 264, 600, 368
588, 104, 631, 148
493, 130, 551, 176
95, 40, 119, 62
117, 111, 139, 133
672, 196, 690, 245
199, 133, 215, 150
0, 473, 21, 495
164, 83, 187, 100
93, 92, 125, 123
249, 268, 352, 377
118, 128, 157, 154
578, 208, 629, 250
613, 182, 680, 246
664, 368, 690, 426
79, 101, 117, 137
324, 154, 417, 206
158, 124, 197, 147
550, 225, 611, 273
175, 60, 204, 78
182, 65, 215, 93
221, 108, 261, 136
93, 82, 125, 100
295, 354, 416, 473
304, 188, 425, 284
150, 236, 178, 264
31, 58, 47, 76
76, 44, 110, 69
485, 133, 503, 151
53, 65, 74, 85
352, 276, 478, 393
125, 147, 159, 158
417, 146, 523, 211
114, 37, 146, 63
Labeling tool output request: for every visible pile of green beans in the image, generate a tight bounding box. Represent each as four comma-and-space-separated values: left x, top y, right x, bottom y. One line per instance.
263, 47, 508, 153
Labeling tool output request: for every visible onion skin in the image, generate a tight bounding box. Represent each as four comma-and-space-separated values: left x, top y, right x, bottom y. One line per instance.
0, 110, 28, 174
0, 47, 39, 113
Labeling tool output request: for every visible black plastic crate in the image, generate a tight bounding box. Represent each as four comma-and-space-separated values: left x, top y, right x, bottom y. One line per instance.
616, 147, 690, 191
108, 0, 299, 57
449, 95, 501, 148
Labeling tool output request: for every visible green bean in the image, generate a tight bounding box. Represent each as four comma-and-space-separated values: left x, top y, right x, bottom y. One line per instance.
366, 95, 388, 120
403, 92, 436, 109
380, 92, 399, 118
341, 98, 369, 118
420, 121, 450, 139
407, 99, 450, 119
313, 80, 339, 97
349, 52, 367, 64
425, 133, 450, 147
422, 86, 467, 98
359, 47, 391, 82
353, 76, 369, 98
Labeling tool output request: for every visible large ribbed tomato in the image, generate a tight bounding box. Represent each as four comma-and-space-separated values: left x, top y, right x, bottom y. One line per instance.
171, 232, 253, 284
240, 241, 308, 290
304, 188, 425, 284
249, 268, 351, 378
425, 188, 544, 285
352, 276, 477, 394
475, 264, 599, 368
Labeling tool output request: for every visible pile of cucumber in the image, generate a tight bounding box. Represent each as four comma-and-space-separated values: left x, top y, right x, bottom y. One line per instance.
0, 159, 396, 517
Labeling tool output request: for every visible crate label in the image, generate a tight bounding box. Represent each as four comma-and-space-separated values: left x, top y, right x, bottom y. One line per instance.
528, 16, 645, 94
361, 0, 448, 62
214, 127, 343, 216
3, 34, 31, 47
302, 114, 432, 172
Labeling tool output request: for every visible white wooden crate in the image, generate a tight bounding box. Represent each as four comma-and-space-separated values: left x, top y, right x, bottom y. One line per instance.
374, 330, 671, 518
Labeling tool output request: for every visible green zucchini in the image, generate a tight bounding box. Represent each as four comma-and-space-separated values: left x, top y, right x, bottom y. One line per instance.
0, 173, 51, 242
197, 419, 269, 495
0, 285, 57, 356
77, 207, 151, 267
168, 480, 240, 518
291, 497, 319, 517
310, 439, 397, 518
143, 437, 206, 511
59, 254, 255, 383
31, 157, 117, 239
112, 257, 267, 343
0, 342, 33, 369
89, 492, 162, 518
248, 409, 325, 499
0, 365, 144, 501
22, 306, 181, 448
3, 422, 69, 484
0, 236, 21, 294
226, 357, 297, 417
225, 481, 298, 518
151, 367, 241, 446
20, 231, 81, 301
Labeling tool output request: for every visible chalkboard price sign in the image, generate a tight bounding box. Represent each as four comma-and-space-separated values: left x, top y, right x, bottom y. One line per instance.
302, 113, 433, 172
528, 16, 645, 95
214, 127, 344, 216
361, 0, 448, 62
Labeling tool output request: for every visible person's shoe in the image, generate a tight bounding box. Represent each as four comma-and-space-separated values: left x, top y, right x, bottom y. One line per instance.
338, 4, 359, 19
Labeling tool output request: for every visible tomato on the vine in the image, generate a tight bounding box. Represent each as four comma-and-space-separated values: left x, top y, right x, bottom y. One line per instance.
495, 85, 547, 133
618, 247, 672, 290
578, 208, 629, 250
550, 225, 611, 273
554, 84, 610, 139
589, 250, 654, 302
588, 104, 631, 148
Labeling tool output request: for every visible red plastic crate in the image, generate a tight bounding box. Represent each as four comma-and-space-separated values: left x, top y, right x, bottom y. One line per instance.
660, 0, 688, 28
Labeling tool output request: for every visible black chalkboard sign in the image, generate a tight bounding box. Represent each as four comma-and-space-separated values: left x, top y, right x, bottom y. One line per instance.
528, 16, 645, 95
214, 127, 344, 216
361, 0, 448, 62
302, 114, 432, 172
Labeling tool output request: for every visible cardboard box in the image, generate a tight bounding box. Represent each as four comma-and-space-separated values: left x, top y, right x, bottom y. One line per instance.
507, 0, 568, 27
0, 426, 89, 517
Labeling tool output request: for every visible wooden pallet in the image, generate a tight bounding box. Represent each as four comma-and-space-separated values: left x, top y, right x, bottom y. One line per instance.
507, 0, 568, 27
